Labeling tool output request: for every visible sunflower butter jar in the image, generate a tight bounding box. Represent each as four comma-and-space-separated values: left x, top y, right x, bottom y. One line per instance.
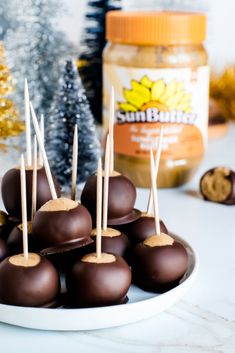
103, 11, 209, 188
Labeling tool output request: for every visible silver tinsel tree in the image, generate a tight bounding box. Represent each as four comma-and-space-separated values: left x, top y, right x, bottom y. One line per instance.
46, 60, 101, 188
0, 2, 18, 40
5, 0, 73, 121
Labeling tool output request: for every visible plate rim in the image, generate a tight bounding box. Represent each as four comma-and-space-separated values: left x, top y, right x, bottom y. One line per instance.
0, 234, 199, 331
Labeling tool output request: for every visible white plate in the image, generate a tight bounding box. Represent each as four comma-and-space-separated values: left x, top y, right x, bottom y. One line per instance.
0, 235, 198, 331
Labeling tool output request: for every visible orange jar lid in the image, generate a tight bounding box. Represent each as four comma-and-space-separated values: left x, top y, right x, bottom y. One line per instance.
106, 11, 207, 45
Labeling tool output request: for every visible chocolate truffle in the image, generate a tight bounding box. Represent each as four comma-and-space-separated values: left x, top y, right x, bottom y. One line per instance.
200, 167, 235, 205
90, 228, 130, 258
1, 166, 61, 220
81, 172, 140, 225
132, 233, 188, 292
208, 99, 228, 140
66, 252, 131, 307
0, 253, 60, 307
7, 222, 39, 255
0, 239, 8, 262
120, 213, 168, 246
32, 198, 93, 255
0, 211, 16, 241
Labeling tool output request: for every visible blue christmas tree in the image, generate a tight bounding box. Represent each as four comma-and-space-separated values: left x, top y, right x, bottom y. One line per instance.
46, 60, 101, 188
5, 0, 73, 120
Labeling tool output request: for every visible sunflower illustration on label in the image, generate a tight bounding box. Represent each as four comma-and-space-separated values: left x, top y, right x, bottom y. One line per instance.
117, 76, 196, 126
103, 64, 209, 160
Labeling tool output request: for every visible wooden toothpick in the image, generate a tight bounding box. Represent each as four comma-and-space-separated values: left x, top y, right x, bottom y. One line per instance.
38, 114, 44, 166
109, 86, 115, 174
102, 134, 110, 231
147, 126, 164, 215
20, 154, 29, 258
31, 135, 37, 221
150, 148, 161, 236
71, 124, 78, 201
24, 79, 32, 167
96, 158, 102, 259
30, 102, 57, 200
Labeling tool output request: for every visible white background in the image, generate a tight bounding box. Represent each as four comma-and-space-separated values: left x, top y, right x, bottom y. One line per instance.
59, 0, 235, 71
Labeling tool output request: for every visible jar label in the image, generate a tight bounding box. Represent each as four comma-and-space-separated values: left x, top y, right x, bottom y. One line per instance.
103, 64, 210, 160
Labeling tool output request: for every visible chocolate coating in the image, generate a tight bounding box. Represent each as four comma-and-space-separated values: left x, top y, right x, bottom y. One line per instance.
7, 224, 39, 255
200, 167, 235, 205
1, 167, 61, 220
0, 211, 17, 241
32, 203, 92, 253
91, 231, 130, 258
209, 99, 226, 126
81, 174, 136, 221
0, 255, 60, 307
0, 239, 8, 262
107, 208, 142, 226
66, 254, 131, 307
120, 215, 168, 246
132, 240, 188, 292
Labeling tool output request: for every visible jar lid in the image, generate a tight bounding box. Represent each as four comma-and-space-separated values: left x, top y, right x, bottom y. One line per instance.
106, 11, 207, 45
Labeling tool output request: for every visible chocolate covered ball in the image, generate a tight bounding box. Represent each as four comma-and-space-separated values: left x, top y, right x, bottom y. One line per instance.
1, 166, 61, 220
7, 222, 39, 255
0, 239, 8, 262
0, 211, 17, 241
120, 213, 168, 246
81, 172, 140, 224
66, 252, 131, 307
200, 167, 235, 205
91, 228, 130, 258
0, 253, 60, 307
208, 99, 228, 140
132, 233, 188, 292
32, 198, 93, 255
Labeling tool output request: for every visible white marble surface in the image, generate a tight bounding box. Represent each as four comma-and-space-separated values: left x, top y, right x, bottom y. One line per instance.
1, 126, 235, 352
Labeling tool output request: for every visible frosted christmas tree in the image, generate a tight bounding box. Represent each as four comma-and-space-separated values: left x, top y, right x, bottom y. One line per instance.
5, 0, 73, 121
0, 2, 18, 40
46, 60, 101, 188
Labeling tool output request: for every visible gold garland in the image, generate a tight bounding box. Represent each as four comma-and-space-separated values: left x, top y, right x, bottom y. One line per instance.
210, 67, 235, 121
0, 41, 24, 140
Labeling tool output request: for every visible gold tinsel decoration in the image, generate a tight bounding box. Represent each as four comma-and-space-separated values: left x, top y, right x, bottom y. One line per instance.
0, 41, 24, 140
210, 67, 235, 121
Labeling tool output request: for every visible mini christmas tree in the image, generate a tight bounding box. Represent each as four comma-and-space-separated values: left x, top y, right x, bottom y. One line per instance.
78, 0, 121, 123
46, 60, 101, 188
0, 41, 23, 139
0, 2, 18, 40
5, 0, 73, 121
